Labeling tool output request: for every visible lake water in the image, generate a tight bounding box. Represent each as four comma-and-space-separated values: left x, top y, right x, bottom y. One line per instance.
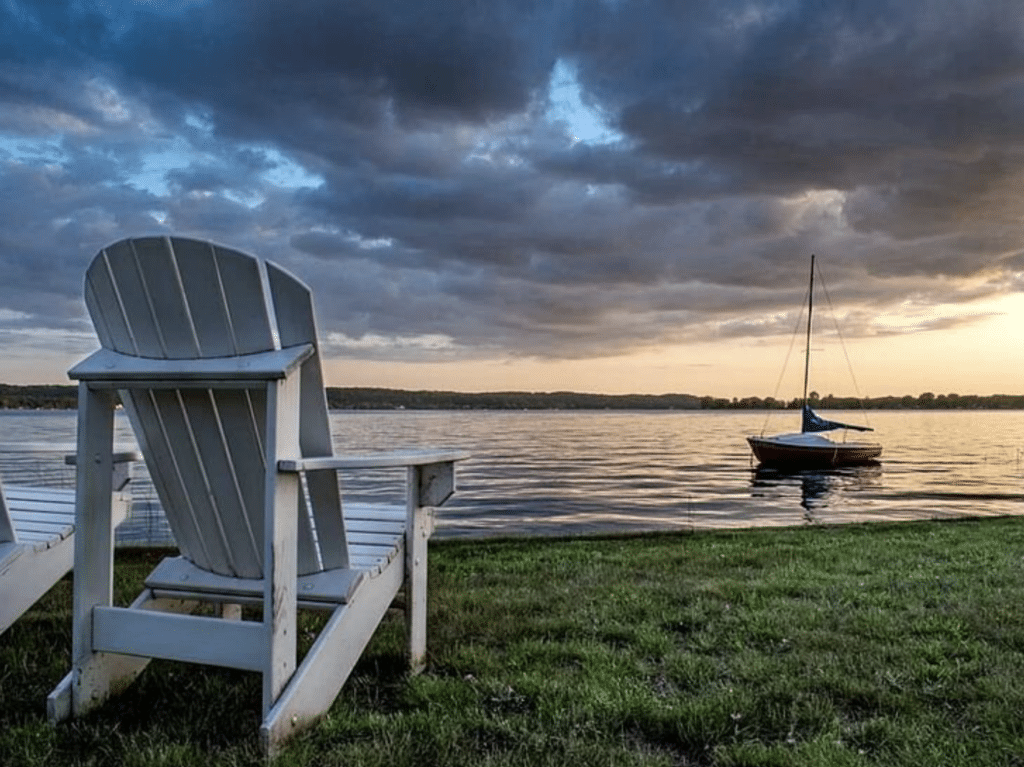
2, 408, 1023, 543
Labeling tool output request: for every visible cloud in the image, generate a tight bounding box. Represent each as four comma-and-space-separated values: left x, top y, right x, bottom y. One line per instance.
0, 0, 1022, 375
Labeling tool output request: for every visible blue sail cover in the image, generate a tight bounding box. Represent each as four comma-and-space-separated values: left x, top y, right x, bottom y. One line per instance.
801, 405, 873, 433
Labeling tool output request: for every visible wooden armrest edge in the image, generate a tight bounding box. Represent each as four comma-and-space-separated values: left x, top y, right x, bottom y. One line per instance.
279, 450, 469, 472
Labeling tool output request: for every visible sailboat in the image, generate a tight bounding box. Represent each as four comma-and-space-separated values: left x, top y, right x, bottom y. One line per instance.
747, 255, 882, 468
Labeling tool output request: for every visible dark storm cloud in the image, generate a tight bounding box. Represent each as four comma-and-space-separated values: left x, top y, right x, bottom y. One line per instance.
0, 0, 1022, 367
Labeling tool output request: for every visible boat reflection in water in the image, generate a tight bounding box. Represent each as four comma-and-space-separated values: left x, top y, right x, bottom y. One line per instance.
750, 464, 884, 523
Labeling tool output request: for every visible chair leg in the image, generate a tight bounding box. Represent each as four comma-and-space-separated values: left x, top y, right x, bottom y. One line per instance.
261, 558, 403, 756
405, 504, 431, 674
53, 592, 200, 722
62, 383, 135, 720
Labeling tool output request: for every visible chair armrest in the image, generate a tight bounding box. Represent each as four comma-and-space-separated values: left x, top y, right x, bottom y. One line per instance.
68, 344, 314, 384
278, 450, 469, 472
0, 443, 137, 464
64, 450, 143, 466
279, 450, 469, 507
64, 449, 142, 491
0, 444, 140, 492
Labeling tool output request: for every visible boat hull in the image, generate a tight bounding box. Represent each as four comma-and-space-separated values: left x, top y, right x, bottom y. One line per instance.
747, 434, 882, 468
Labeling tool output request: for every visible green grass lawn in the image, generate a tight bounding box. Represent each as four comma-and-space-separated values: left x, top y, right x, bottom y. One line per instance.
4, 517, 1024, 766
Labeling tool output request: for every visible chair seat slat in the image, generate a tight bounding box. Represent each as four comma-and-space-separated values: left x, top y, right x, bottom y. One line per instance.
144, 556, 365, 604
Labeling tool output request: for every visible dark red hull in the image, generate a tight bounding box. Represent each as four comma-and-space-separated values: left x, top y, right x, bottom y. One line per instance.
747, 435, 882, 468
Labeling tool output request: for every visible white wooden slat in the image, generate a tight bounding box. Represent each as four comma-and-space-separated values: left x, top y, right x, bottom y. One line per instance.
96, 239, 166, 357
93, 606, 264, 671
167, 238, 241, 358
211, 389, 269, 573
348, 559, 383, 575
9, 510, 72, 527
349, 547, 394, 562
126, 390, 219, 571
144, 556, 363, 604
346, 531, 402, 547
14, 529, 68, 543
204, 384, 316, 576
349, 543, 399, 563
267, 262, 349, 571
215, 242, 277, 356
11, 515, 74, 532
8, 498, 74, 521
85, 245, 137, 354
8, 491, 74, 507
8, 502, 74, 517
10, 512, 71, 528
5, 486, 76, 502
181, 389, 263, 578
303, 469, 347, 570
12, 530, 71, 546
160, 389, 248, 577
11, 527, 72, 544
131, 237, 201, 359
345, 521, 404, 537
8, 494, 75, 509
345, 503, 407, 521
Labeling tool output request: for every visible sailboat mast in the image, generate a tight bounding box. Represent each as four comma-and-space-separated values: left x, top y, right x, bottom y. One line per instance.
802, 254, 815, 408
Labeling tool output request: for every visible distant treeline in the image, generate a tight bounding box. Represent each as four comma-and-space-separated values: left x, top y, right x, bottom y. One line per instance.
327, 388, 1024, 411
0, 384, 78, 409
3, 385, 1024, 411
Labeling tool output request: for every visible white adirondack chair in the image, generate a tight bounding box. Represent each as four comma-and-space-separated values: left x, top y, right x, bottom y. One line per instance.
0, 451, 135, 637
47, 235, 467, 754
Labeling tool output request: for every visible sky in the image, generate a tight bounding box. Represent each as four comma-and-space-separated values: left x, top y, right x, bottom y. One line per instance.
1, 0, 1023, 398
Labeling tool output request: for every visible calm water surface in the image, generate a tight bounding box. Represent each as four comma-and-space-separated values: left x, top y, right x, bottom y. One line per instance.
2, 409, 1023, 542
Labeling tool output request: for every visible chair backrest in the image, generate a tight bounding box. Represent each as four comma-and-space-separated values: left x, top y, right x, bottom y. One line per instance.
84, 236, 348, 577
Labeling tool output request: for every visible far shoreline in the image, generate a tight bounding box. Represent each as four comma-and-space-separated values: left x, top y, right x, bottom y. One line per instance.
1, 384, 1023, 411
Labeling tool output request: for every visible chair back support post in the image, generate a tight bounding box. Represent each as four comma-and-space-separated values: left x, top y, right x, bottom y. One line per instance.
262, 373, 301, 714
